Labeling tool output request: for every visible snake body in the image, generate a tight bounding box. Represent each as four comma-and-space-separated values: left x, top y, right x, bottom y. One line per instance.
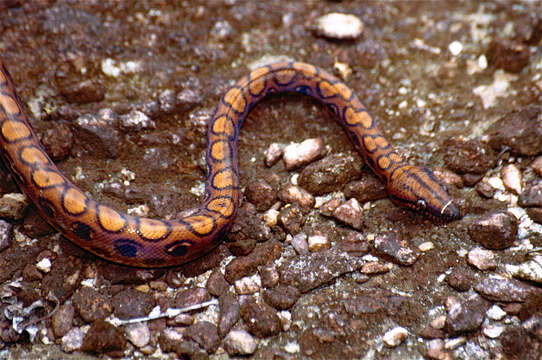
0, 60, 459, 267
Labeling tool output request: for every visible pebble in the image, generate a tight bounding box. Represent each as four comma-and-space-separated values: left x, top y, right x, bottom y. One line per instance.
158, 89, 177, 114
263, 207, 280, 227
61, 326, 88, 353
486, 39, 530, 73
73, 109, 121, 158
443, 138, 496, 175
241, 301, 281, 338
119, 110, 155, 131
176, 88, 203, 113
339, 231, 369, 256
313, 13, 364, 40
36, 258, 52, 273
486, 305, 507, 320
52, 304, 75, 338
245, 179, 277, 211
467, 211, 518, 250
531, 156, 542, 177
184, 321, 220, 354
206, 269, 230, 297
278, 184, 315, 213
279, 248, 366, 293
264, 143, 284, 167
467, 247, 497, 271
283, 138, 325, 170
224, 239, 283, 283
382, 326, 408, 347
444, 294, 489, 335
263, 285, 300, 310
430, 316, 447, 330
343, 174, 387, 204
505, 255, 542, 284
259, 263, 280, 288
373, 232, 419, 266
81, 320, 126, 356
474, 275, 541, 302
0, 219, 12, 252
360, 261, 392, 274
319, 193, 343, 216
278, 205, 304, 234
112, 288, 155, 320
332, 198, 364, 230
298, 153, 362, 196
291, 233, 309, 255
125, 322, 150, 348
224, 330, 258, 356
307, 233, 330, 252
482, 324, 505, 339
501, 164, 522, 194
518, 181, 542, 207
0, 193, 29, 220
174, 287, 211, 308
486, 106, 542, 156
72, 286, 112, 322
418, 241, 434, 252
234, 274, 261, 295
218, 293, 240, 338
426, 339, 452, 360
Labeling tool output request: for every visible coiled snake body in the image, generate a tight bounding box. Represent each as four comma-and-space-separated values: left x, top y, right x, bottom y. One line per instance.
0, 60, 459, 267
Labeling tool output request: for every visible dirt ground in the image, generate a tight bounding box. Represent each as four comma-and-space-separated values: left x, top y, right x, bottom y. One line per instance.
0, 0, 541, 359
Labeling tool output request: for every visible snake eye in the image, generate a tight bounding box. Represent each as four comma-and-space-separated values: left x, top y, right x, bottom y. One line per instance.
417, 199, 427, 210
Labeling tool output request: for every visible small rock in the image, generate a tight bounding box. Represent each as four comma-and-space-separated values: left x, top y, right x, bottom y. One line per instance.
486, 106, 542, 156
298, 153, 362, 196
218, 293, 240, 338
52, 304, 75, 338
224, 330, 257, 356
467, 212, 518, 250
240, 302, 281, 338
36, 258, 52, 273
264, 143, 284, 167
430, 316, 447, 330
382, 326, 408, 347
210, 20, 235, 40
474, 276, 541, 302
283, 138, 325, 170
61, 326, 88, 353
332, 198, 364, 230
291, 233, 309, 255
278, 184, 315, 213
505, 255, 542, 284
0, 193, 29, 220
174, 287, 211, 308
125, 322, 150, 348
486, 305, 507, 320
61, 79, 104, 104
245, 179, 277, 211
158, 89, 176, 114
119, 110, 155, 131
418, 242, 434, 252
443, 138, 496, 175
112, 288, 155, 320
420, 325, 446, 340
307, 233, 330, 252
313, 13, 364, 40
176, 88, 203, 113
343, 174, 387, 204
519, 182, 542, 207
184, 321, 220, 354
263, 207, 280, 227
73, 109, 121, 158
234, 275, 261, 295
444, 294, 489, 335
319, 193, 343, 216
501, 164, 522, 194
259, 264, 280, 288
278, 205, 304, 234
426, 339, 452, 360
0, 220, 13, 252
41, 122, 74, 161
263, 285, 300, 310
467, 248, 497, 271
224, 239, 283, 283
81, 320, 126, 356
475, 177, 497, 198
486, 40, 530, 73
526, 207, 542, 224
206, 269, 230, 297
531, 156, 542, 177
360, 261, 392, 274
339, 231, 369, 256
482, 324, 505, 339
373, 232, 418, 266
72, 287, 112, 323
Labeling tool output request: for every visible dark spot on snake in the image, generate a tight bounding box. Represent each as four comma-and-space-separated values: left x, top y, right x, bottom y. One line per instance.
71, 221, 93, 241
165, 240, 192, 257
114, 239, 142, 258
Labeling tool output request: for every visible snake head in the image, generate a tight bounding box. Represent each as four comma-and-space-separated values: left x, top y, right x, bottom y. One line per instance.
386, 165, 460, 223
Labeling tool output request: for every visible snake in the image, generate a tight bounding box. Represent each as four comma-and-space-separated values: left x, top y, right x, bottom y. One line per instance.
0, 59, 460, 267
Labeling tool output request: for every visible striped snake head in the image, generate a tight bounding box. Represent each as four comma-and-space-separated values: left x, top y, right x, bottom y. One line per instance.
386, 165, 460, 223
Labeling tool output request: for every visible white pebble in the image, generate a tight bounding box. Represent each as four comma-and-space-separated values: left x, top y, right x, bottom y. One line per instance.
308, 233, 330, 252
382, 326, 408, 347
486, 305, 506, 321
448, 41, 463, 56
501, 164, 522, 195
283, 138, 325, 170
482, 324, 504, 339
234, 274, 261, 295
36, 258, 52, 273
418, 241, 434, 252
314, 13, 364, 40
